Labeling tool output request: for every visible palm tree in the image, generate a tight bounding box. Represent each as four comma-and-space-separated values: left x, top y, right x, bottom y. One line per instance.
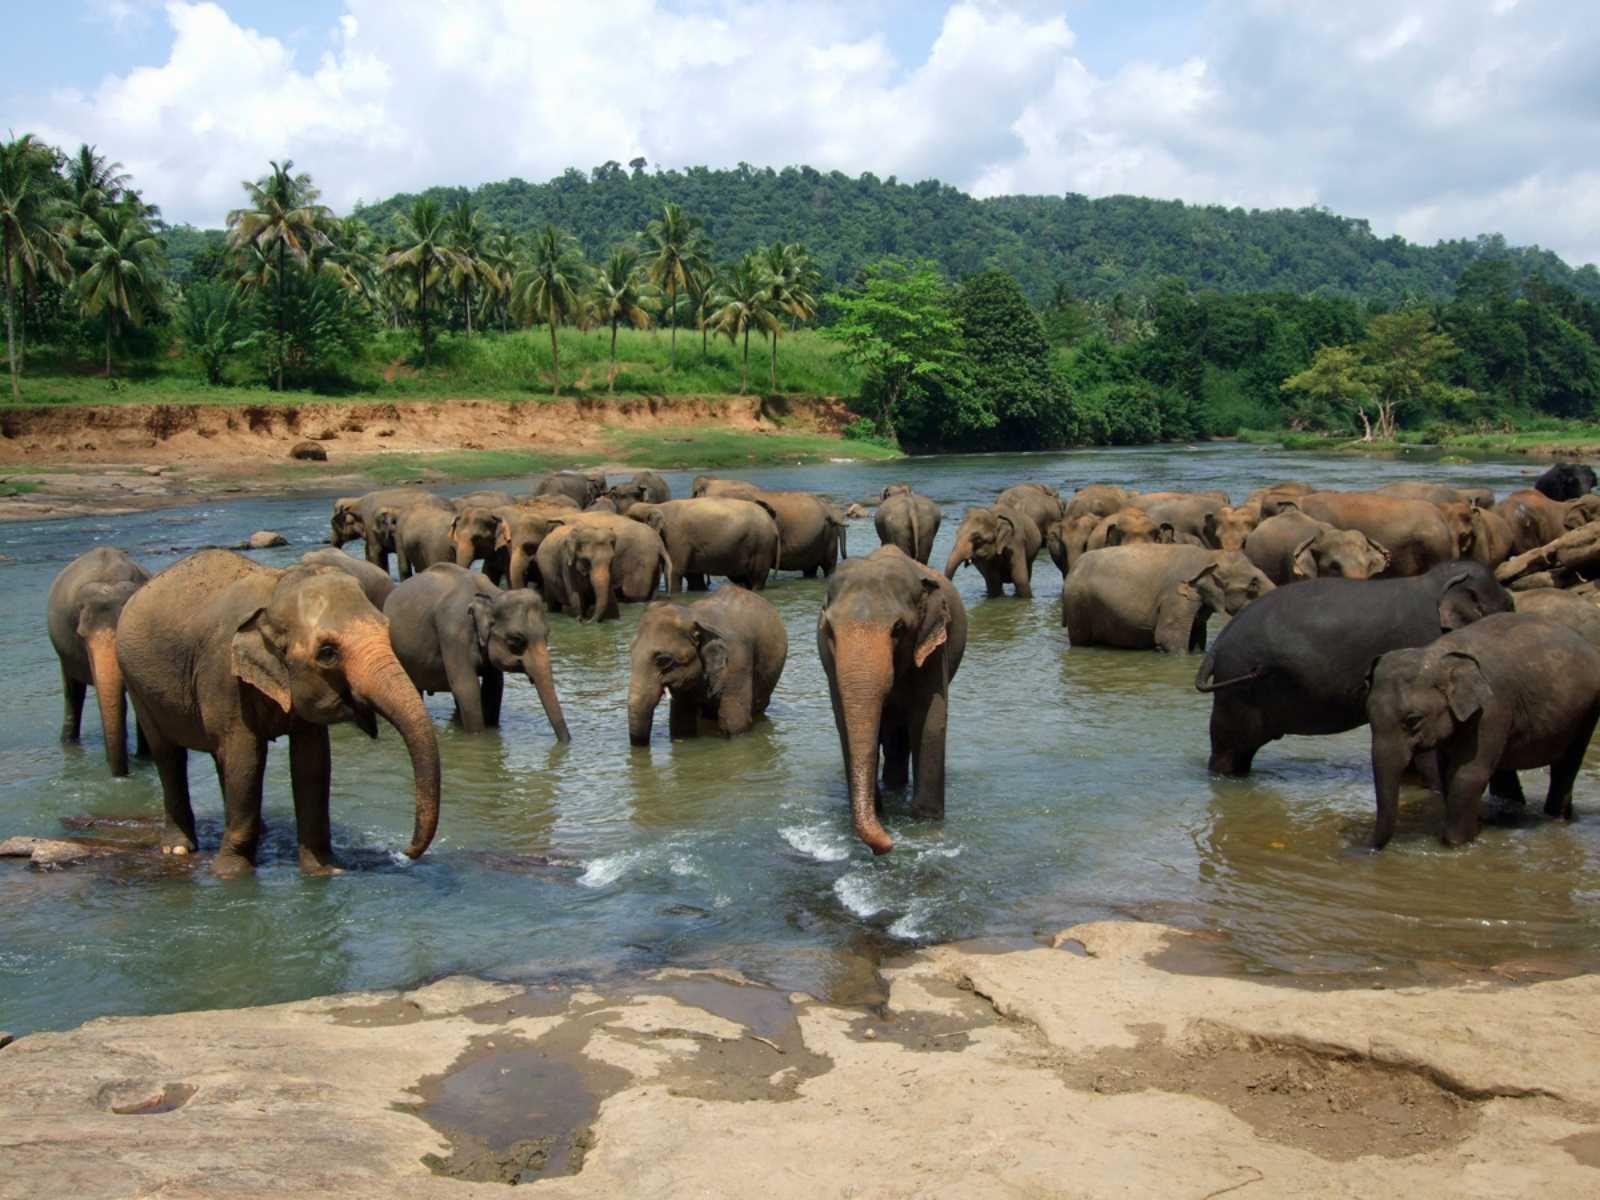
481, 230, 519, 333
65, 144, 130, 218
642, 202, 708, 370
707, 253, 780, 394
445, 199, 490, 337
683, 263, 717, 359
591, 246, 654, 391
757, 241, 820, 390
321, 215, 380, 308
0, 134, 71, 400
75, 200, 162, 377
226, 159, 330, 390
382, 196, 453, 364
512, 224, 586, 396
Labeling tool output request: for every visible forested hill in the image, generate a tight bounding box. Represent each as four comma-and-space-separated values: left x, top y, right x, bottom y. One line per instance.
344, 163, 1600, 305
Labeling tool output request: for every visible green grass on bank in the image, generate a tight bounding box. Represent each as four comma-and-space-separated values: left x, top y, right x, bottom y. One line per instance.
1238, 422, 1600, 457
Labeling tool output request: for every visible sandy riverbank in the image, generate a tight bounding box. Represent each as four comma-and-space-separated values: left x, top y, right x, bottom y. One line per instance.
4, 920, 1597, 1198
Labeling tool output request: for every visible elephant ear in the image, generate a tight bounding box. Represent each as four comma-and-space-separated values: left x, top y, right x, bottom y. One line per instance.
1177, 562, 1220, 603
1363, 534, 1391, 573
695, 623, 730, 693
494, 519, 512, 551
994, 512, 1016, 554
913, 577, 950, 668
1441, 653, 1491, 722
1156, 522, 1177, 545
231, 607, 291, 713
467, 593, 495, 651
1202, 511, 1219, 546
1291, 534, 1319, 581
1103, 519, 1124, 548
1437, 569, 1484, 631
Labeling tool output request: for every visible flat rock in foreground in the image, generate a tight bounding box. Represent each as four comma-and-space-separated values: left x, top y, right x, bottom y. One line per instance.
4, 921, 1599, 1198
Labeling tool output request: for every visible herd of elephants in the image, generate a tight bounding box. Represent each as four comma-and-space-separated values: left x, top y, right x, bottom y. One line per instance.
42, 457, 1600, 878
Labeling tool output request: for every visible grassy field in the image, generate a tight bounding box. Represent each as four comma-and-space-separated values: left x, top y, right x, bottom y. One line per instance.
1237, 422, 1600, 457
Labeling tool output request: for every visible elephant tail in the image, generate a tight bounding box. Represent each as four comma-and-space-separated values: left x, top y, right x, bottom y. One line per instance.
655, 544, 673, 595
909, 503, 921, 562
1194, 652, 1266, 694
835, 513, 848, 561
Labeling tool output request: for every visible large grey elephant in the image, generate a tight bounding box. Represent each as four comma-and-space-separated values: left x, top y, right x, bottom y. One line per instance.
627, 587, 787, 744
874, 485, 942, 564
1294, 492, 1454, 576
535, 512, 671, 621
299, 548, 396, 610
686, 480, 844, 576
1045, 514, 1101, 577
1367, 614, 1600, 847
116, 550, 441, 876
1493, 489, 1600, 553
608, 471, 672, 513
996, 482, 1065, 535
384, 563, 569, 739
1242, 511, 1389, 585
819, 545, 967, 856
1063, 545, 1273, 652
625, 498, 781, 593
943, 504, 1043, 598
534, 471, 604, 508
47, 546, 151, 777
1063, 484, 1135, 523
503, 499, 585, 591
329, 488, 432, 573
395, 500, 505, 580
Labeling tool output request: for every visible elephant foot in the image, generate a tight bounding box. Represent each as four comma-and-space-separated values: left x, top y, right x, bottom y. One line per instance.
160, 826, 198, 856
1207, 749, 1254, 776
298, 847, 343, 875
211, 848, 257, 878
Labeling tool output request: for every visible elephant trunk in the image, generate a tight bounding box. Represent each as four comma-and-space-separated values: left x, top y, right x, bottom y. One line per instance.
524, 642, 570, 743
1370, 730, 1410, 850
346, 627, 441, 859
508, 549, 532, 592
628, 674, 664, 746
834, 626, 894, 855
590, 561, 616, 622
943, 538, 969, 580
452, 533, 477, 569
87, 629, 128, 777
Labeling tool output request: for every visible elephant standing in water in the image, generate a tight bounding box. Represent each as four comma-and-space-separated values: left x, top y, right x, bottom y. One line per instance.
116, 550, 441, 876
1241, 512, 1390, 584
874, 485, 942, 564
384, 563, 569, 739
608, 471, 672, 513
47, 546, 151, 776
329, 488, 431, 574
819, 546, 967, 855
628, 587, 787, 744
625, 498, 781, 592
1367, 614, 1600, 848
299, 548, 396, 610
944, 504, 1042, 597
1063, 545, 1273, 652
535, 512, 671, 621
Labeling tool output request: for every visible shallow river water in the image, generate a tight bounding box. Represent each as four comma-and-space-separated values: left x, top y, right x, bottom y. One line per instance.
4, 445, 1598, 1036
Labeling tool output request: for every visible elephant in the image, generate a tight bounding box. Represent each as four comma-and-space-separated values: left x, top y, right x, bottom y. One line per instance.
1087, 507, 1173, 552
818, 545, 968, 856
1465, 506, 1517, 567
1534, 462, 1597, 501
874, 486, 942, 564
684, 480, 845, 575
329, 488, 432, 572
383, 563, 569, 740
1293, 492, 1454, 576
1196, 559, 1513, 776
1045, 514, 1101, 576
1138, 494, 1226, 545
1201, 504, 1260, 551
1062, 545, 1273, 653
535, 512, 671, 621
1064, 484, 1135, 523
375, 494, 455, 580
1375, 481, 1493, 507
607, 470, 672, 512
627, 586, 788, 744
299, 548, 396, 610
115, 550, 441, 876
1493, 490, 1600, 553
503, 501, 584, 592
1246, 481, 1315, 518
1241, 512, 1389, 585
625, 498, 781, 593
996, 482, 1065, 535
395, 499, 505, 581
534, 471, 603, 508
586, 495, 619, 513
1434, 501, 1476, 559
943, 504, 1043, 598
47, 546, 151, 777
1512, 588, 1600, 648
453, 490, 516, 512
1367, 613, 1600, 848
690, 475, 756, 498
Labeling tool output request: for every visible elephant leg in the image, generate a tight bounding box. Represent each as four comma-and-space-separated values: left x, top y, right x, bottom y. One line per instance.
1440, 760, 1490, 846
908, 685, 948, 821
1489, 768, 1525, 805
802, 564, 817, 579
1545, 709, 1600, 819
135, 714, 150, 759
289, 725, 338, 874
715, 672, 756, 736
881, 711, 910, 792
60, 667, 86, 743
668, 691, 701, 739
982, 562, 1004, 598
1009, 550, 1032, 599
364, 532, 384, 568
1207, 696, 1262, 776
212, 733, 268, 876
481, 667, 505, 728
151, 735, 197, 855
447, 654, 488, 734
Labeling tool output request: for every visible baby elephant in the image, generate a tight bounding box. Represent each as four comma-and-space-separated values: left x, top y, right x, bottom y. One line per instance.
47, 546, 152, 776
943, 504, 1042, 597
627, 586, 787, 744
1367, 613, 1600, 848
384, 563, 569, 739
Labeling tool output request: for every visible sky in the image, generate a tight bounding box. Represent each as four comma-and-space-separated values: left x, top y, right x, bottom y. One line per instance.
8, 0, 1600, 266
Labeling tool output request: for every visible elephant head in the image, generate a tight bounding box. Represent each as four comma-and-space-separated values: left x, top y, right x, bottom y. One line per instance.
78, 580, 143, 776
559, 521, 622, 622
1436, 502, 1476, 556
1563, 494, 1600, 530
1098, 507, 1167, 548
587, 495, 619, 513
467, 587, 569, 741
607, 484, 646, 513
370, 503, 407, 550
1291, 529, 1389, 581
505, 505, 572, 590
881, 483, 913, 500
330, 497, 363, 547
1203, 505, 1259, 552
1046, 514, 1099, 573
451, 506, 510, 569
944, 506, 1022, 578
627, 602, 728, 745
819, 553, 954, 855
1182, 553, 1274, 616
231, 566, 441, 859
1435, 564, 1513, 632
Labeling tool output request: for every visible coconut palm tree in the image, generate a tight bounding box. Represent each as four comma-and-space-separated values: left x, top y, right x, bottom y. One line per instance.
65, 144, 130, 219
382, 196, 454, 364
75, 200, 162, 377
707, 253, 780, 394
445, 199, 490, 338
0, 133, 71, 400
642, 202, 708, 371
683, 262, 717, 359
758, 241, 820, 391
480, 230, 518, 333
512, 224, 586, 396
226, 160, 331, 390
591, 246, 654, 391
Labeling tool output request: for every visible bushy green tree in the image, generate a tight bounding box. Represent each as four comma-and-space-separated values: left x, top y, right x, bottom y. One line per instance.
179, 280, 253, 384
0, 133, 70, 398
74, 200, 162, 377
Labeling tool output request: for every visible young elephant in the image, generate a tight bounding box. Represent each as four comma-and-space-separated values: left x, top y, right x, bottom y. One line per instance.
394, 497, 494, 579
1242, 511, 1389, 585
1086, 507, 1173, 552
874, 486, 942, 564
943, 504, 1043, 597
996, 482, 1065, 534
299, 548, 397, 610
626, 498, 781, 593
384, 564, 569, 740
536, 512, 671, 621
627, 587, 787, 744
503, 500, 584, 591
329, 488, 432, 573
819, 546, 968, 855
116, 550, 441, 876
1064, 545, 1273, 652
1044, 513, 1101, 577
1367, 614, 1600, 848
607, 470, 672, 513
46, 546, 152, 776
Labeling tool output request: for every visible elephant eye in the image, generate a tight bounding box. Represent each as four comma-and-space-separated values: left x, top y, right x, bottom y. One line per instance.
505, 635, 528, 654
1402, 711, 1423, 730
316, 641, 339, 666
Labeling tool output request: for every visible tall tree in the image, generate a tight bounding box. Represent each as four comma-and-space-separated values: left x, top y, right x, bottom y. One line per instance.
591, 246, 653, 391
226, 160, 330, 390
512, 224, 586, 396
65, 144, 130, 217
74, 200, 162, 377
382, 196, 453, 364
642, 202, 708, 370
757, 240, 819, 390
707, 253, 780, 394
445, 199, 490, 337
1359, 309, 1463, 439
0, 134, 70, 400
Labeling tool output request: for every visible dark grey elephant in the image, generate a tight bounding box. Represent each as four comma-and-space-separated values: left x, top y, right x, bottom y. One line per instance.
1367, 613, 1600, 847
384, 563, 569, 739
1242, 511, 1390, 585
1063, 545, 1273, 652
535, 512, 671, 621
116, 550, 441, 876
627, 586, 787, 744
874, 485, 942, 564
329, 488, 433, 573
819, 545, 967, 855
625, 498, 781, 593
943, 504, 1042, 597
299, 548, 397, 610
608, 471, 672, 512
1196, 560, 1513, 776
1534, 462, 1596, 501
47, 546, 151, 777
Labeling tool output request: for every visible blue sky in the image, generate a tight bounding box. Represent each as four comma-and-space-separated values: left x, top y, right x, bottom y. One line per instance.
11, 1, 1599, 266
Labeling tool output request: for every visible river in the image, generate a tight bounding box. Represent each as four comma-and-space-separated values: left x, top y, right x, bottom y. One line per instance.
3, 444, 1596, 1036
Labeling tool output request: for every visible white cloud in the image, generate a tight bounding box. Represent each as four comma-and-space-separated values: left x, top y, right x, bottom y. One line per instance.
21, 0, 1600, 267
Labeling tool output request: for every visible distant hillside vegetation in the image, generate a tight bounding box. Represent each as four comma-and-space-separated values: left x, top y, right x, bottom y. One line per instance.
339, 162, 1600, 305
